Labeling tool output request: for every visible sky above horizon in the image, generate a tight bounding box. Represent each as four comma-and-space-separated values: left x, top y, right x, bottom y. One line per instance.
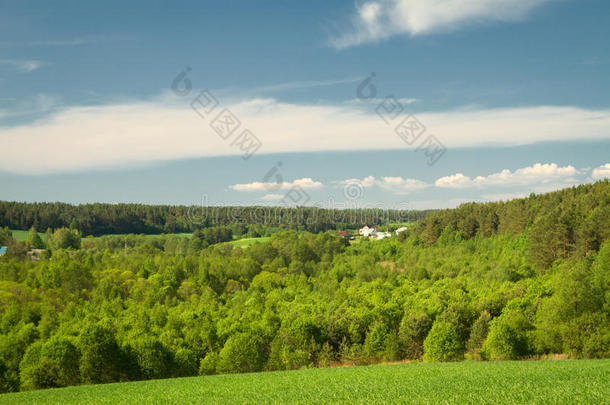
1, 0, 609, 209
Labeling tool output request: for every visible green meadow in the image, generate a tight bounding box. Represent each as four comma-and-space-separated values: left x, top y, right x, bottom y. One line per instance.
1, 360, 608, 405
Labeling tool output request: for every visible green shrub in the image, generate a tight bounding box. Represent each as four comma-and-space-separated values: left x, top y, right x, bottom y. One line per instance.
217, 332, 266, 374
423, 321, 463, 362
199, 352, 218, 376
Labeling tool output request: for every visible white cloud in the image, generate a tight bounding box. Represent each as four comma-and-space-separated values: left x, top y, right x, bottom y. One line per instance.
347, 97, 419, 105
377, 176, 430, 194
0, 59, 43, 72
338, 175, 429, 194
0, 93, 60, 120
330, 0, 553, 48
339, 175, 376, 187
592, 163, 610, 180
260, 194, 284, 201
434, 173, 472, 189
435, 163, 579, 188
30, 39, 89, 46
231, 178, 323, 192
246, 77, 362, 94
2, 95, 610, 174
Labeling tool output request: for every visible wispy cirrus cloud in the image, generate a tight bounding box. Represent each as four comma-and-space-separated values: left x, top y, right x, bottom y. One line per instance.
245, 77, 363, 94
0, 59, 43, 72
27, 35, 137, 47
29, 39, 89, 46
0, 93, 60, 121
330, 0, 555, 48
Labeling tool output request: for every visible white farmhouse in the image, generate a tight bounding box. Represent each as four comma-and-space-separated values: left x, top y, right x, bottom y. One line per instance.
359, 225, 377, 237
395, 226, 408, 236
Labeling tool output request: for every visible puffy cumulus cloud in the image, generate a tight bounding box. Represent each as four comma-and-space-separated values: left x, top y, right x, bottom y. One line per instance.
434, 173, 472, 189
330, 0, 553, 48
435, 163, 579, 188
338, 175, 429, 194
592, 163, 610, 180
231, 178, 323, 192
2, 94, 610, 175
338, 175, 376, 188
377, 176, 430, 194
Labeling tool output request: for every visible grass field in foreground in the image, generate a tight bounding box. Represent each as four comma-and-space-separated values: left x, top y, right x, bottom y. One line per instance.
1, 360, 608, 405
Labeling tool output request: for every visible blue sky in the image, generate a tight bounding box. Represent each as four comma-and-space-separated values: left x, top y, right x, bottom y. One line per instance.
1, 0, 609, 209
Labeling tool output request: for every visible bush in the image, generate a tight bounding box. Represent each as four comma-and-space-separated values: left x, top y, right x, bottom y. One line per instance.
79, 324, 125, 384
217, 332, 266, 374
481, 313, 531, 360
423, 321, 463, 362
0, 358, 17, 393
19, 339, 79, 390
467, 311, 491, 355
130, 338, 173, 379
199, 352, 218, 375
399, 312, 432, 360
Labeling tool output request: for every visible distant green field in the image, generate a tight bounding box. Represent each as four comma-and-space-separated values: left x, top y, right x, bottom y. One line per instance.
229, 237, 270, 247
8, 229, 270, 248
1, 360, 608, 404
9, 229, 46, 242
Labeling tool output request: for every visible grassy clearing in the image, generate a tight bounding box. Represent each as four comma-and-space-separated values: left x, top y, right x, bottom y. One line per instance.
229, 237, 271, 248
7, 229, 268, 247
1, 360, 608, 405
9, 229, 46, 243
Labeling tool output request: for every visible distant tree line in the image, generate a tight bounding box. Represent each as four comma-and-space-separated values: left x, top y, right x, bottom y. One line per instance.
0, 201, 431, 236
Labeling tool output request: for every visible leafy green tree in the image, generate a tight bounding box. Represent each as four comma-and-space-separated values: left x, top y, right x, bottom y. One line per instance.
467, 311, 491, 355
482, 311, 531, 360
79, 324, 124, 384
423, 321, 463, 362
0, 227, 12, 245
364, 322, 389, 359
0, 358, 18, 393
49, 228, 81, 250
198, 352, 218, 376
19, 337, 80, 390
129, 338, 173, 379
5, 239, 28, 260
26, 227, 45, 249
398, 312, 431, 360
217, 332, 266, 374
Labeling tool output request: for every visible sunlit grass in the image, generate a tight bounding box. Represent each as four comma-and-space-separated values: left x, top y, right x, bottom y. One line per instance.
1, 359, 608, 405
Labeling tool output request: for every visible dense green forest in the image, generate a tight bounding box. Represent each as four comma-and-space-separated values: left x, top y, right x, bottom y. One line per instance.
0, 180, 608, 393
0, 201, 430, 236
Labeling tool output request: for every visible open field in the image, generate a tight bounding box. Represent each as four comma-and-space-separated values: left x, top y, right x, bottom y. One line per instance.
1, 360, 608, 405
8, 229, 272, 245
9, 229, 46, 242
229, 236, 271, 247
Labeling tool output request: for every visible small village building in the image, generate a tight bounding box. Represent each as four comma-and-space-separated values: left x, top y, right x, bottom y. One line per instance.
359, 226, 377, 237
395, 227, 408, 235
